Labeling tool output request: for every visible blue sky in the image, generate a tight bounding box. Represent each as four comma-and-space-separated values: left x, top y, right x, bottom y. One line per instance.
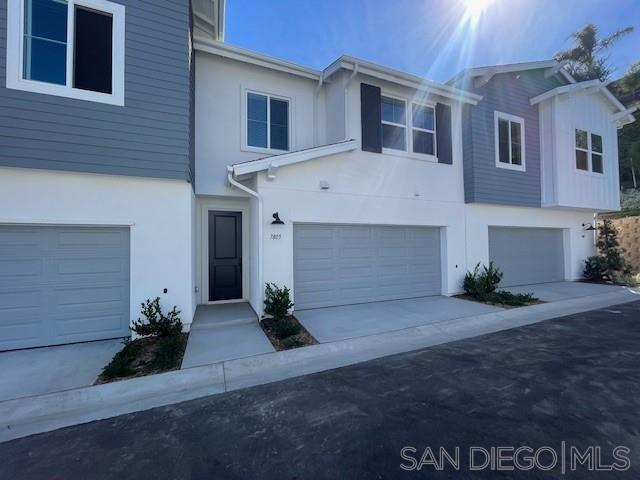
225, 0, 639, 83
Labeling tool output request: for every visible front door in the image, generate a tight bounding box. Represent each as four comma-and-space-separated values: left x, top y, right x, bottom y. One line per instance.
209, 211, 242, 301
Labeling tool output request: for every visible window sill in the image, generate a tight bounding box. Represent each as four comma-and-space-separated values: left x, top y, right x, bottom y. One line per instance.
6, 76, 124, 106
574, 168, 605, 178
495, 162, 526, 172
381, 148, 440, 163
241, 145, 290, 156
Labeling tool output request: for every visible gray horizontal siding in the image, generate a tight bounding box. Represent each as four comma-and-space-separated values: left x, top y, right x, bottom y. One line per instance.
463, 70, 566, 207
0, 0, 193, 182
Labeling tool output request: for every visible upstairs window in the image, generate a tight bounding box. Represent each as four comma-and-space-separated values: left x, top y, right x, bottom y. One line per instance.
411, 103, 436, 156
494, 111, 525, 171
6, 0, 125, 105
381, 96, 407, 151
247, 92, 290, 151
575, 129, 604, 174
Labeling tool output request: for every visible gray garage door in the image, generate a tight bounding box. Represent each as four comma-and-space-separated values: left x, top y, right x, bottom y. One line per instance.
488, 227, 564, 287
0, 225, 130, 351
293, 224, 442, 310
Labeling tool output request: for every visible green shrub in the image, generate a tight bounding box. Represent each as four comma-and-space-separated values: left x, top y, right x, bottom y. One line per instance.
480, 290, 536, 307
272, 316, 301, 339
131, 297, 182, 337
100, 339, 142, 379
583, 255, 608, 280
463, 262, 503, 296
264, 283, 294, 320
149, 335, 187, 371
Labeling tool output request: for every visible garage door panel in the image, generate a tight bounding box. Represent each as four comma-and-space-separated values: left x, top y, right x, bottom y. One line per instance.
294, 224, 441, 310
489, 227, 564, 287
0, 226, 130, 351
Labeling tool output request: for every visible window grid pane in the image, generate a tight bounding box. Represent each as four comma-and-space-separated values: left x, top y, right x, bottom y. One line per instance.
412, 130, 434, 155
591, 134, 603, 154
510, 121, 522, 165
498, 118, 510, 164
576, 150, 588, 170
381, 97, 406, 125
575, 129, 588, 150
247, 93, 268, 148
23, 0, 68, 85
592, 153, 603, 173
270, 98, 289, 150
382, 124, 406, 150
73, 6, 113, 94
412, 104, 434, 131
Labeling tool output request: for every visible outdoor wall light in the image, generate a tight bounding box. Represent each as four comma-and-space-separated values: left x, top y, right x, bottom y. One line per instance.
271, 212, 284, 225
582, 223, 596, 231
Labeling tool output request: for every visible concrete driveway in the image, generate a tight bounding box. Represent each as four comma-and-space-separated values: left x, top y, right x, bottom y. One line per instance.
0, 339, 123, 401
295, 296, 503, 343
2, 301, 638, 479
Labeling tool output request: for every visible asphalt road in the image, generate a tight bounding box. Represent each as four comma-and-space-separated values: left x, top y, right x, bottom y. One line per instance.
2, 301, 639, 479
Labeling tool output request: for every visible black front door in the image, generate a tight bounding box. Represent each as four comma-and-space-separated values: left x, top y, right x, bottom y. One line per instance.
209, 211, 242, 301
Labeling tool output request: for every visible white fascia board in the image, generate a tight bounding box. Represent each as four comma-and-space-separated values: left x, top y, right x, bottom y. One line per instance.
529, 80, 601, 105
325, 56, 482, 105
449, 60, 577, 86
231, 140, 359, 176
194, 38, 321, 81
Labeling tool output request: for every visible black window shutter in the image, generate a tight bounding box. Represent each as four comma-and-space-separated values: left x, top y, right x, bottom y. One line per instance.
436, 103, 453, 164
360, 83, 382, 153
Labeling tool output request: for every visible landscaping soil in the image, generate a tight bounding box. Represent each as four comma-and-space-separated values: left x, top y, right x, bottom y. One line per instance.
260, 316, 318, 351
95, 333, 189, 384
454, 293, 545, 309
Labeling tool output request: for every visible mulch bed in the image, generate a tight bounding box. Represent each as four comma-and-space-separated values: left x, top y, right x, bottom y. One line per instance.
95, 333, 189, 385
260, 315, 318, 351
453, 293, 545, 309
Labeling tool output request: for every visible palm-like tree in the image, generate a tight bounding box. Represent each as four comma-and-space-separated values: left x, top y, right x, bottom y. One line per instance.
555, 24, 634, 82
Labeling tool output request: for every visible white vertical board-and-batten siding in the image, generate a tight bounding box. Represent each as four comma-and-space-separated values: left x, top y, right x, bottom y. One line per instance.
540, 91, 620, 211
0, 167, 196, 330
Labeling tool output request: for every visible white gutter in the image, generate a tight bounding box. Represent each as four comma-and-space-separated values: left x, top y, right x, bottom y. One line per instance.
226, 166, 264, 317
343, 63, 359, 140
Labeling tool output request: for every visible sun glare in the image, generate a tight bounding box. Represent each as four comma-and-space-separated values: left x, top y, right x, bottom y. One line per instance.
463, 0, 495, 20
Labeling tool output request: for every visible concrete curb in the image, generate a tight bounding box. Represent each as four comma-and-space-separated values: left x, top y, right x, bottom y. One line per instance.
1, 289, 637, 443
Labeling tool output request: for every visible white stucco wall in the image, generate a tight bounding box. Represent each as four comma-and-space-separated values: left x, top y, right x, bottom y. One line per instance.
0, 167, 196, 328
195, 52, 322, 196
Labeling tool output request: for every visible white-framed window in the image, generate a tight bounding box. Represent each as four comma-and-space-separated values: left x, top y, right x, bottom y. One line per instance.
494, 111, 525, 171
246, 91, 290, 152
381, 95, 407, 151
381, 94, 439, 159
6, 0, 125, 106
575, 129, 604, 174
411, 103, 436, 156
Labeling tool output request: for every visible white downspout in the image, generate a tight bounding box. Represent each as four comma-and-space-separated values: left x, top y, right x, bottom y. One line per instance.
343, 63, 359, 140
313, 71, 324, 146
227, 166, 264, 317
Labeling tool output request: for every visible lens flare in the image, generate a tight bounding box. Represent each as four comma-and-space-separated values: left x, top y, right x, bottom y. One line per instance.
463, 0, 495, 20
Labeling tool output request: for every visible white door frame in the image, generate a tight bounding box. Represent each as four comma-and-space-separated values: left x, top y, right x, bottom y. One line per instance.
198, 198, 250, 305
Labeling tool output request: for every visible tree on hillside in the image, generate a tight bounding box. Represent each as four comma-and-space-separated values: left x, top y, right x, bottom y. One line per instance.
616, 62, 640, 190
555, 24, 634, 82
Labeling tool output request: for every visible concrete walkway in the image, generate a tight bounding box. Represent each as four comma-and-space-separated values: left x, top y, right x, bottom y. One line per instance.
295, 296, 502, 343
509, 280, 624, 302
0, 339, 123, 401
1, 283, 637, 443
181, 303, 274, 369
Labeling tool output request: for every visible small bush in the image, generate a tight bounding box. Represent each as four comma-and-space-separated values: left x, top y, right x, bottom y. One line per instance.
149, 335, 188, 371
463, 262, 503, 296
583, 255, 608, 281
264, 283, 294, 320
100, 339, 142, 379
272, 316, 301, 339
131, 297, 182, 337
612, 271, 640, 287
480, 290, 536, 307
